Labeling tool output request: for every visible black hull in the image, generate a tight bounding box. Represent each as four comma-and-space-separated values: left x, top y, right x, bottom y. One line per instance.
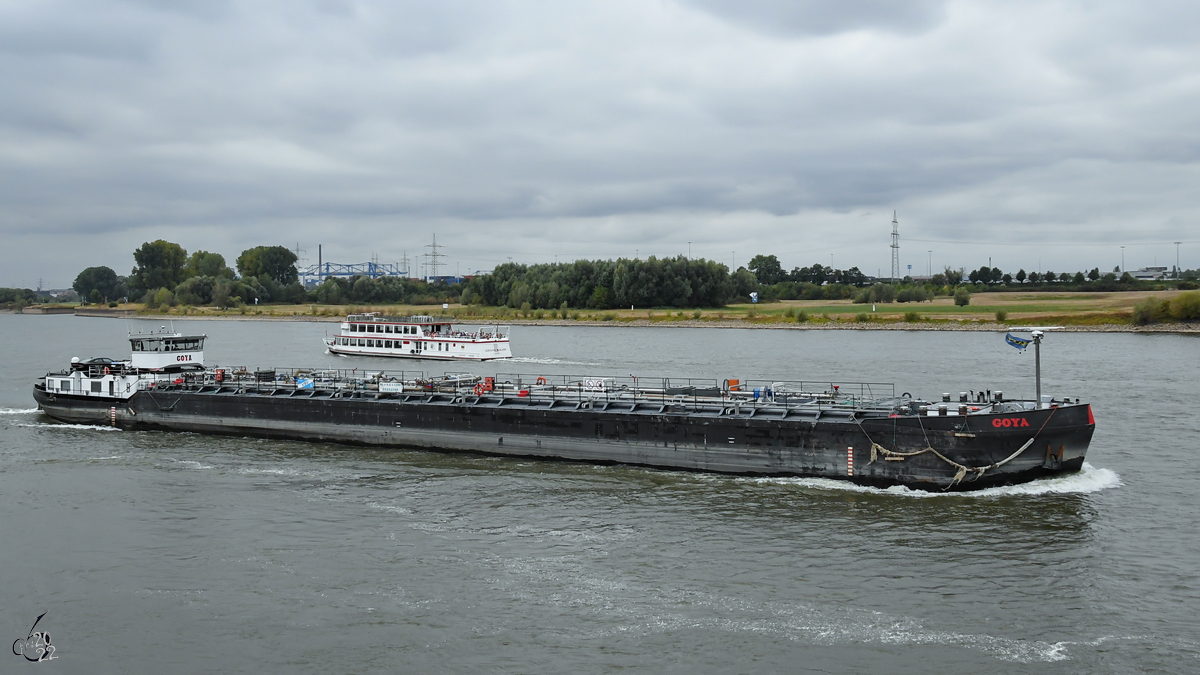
33, 386, 1094, 491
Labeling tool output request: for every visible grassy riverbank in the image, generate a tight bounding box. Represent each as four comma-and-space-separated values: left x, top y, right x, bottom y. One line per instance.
46, 289, 1200, 331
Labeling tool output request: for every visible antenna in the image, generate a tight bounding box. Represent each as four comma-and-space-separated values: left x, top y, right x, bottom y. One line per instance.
400, 250, 410, 278
890, 211, 900, 283
424, 234, 446, 280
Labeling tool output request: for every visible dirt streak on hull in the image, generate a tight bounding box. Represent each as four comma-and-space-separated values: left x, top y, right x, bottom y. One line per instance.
33, 385, 1093, 491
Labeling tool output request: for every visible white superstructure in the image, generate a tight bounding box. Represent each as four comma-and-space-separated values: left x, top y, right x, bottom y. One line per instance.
323, 313, 511, 361
38, 327, 207, 402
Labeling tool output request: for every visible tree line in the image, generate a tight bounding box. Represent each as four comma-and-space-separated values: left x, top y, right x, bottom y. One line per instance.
71, 240, 466, 308
64, 243, 1200, 311
461, 257, 742, 310
72, 240, 308, 308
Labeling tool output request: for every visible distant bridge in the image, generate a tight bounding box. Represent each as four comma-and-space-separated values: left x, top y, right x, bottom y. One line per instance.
299, 262, 410, 285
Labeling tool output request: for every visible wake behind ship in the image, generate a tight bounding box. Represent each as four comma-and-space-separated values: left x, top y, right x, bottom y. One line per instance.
33, 327, 1094, 491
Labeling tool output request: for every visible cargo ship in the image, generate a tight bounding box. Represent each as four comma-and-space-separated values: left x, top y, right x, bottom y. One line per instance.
32, 327, 1094, 491
323, 313, 511, 361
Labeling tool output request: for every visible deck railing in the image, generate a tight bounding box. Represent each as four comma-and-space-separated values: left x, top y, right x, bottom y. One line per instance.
148, 367, 897, 411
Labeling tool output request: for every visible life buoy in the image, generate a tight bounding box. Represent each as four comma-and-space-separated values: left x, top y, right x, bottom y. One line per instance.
536, 377, 547, 385
474, 383, 484, 396
103, 367, 110, 375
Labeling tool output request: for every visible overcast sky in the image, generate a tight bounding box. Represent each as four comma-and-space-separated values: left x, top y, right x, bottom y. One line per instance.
3, 0, 1198, 289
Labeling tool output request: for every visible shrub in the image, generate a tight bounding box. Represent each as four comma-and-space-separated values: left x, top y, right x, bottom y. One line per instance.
602, 312, 616, 321
796, 311, 809, 323
153, 287, 176, 308
904, 311, 921, 322
853, 283, 896, 304
1179, 281, 1199, 290
995, 310, 1008, 322
896, 287, 931, 303
784, 307, 796, 318
1169, 291, 1200, 321
855, 312, 870, 322
1132, 297, 1170, 325
953, 288, 971, 306
693, 310, 702, 319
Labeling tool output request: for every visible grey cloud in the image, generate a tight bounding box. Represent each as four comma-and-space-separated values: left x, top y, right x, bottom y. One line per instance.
681, 0, 948, 36
1, 0, 1199, 286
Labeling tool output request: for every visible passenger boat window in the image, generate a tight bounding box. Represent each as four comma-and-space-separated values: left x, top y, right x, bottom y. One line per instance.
91, 381, 102, 393
59, 380, 69, 392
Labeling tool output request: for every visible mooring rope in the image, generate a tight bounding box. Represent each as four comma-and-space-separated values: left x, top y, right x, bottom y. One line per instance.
858, 407, 1059, 488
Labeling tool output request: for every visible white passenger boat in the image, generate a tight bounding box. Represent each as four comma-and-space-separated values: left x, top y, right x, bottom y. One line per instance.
323, 313, 512, 361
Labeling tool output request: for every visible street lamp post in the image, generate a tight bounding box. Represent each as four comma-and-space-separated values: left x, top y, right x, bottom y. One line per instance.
688, 241, 692, 259
1121, 246, 1125, 272
1176, 241, 1183, 278
927, 251, 932, 276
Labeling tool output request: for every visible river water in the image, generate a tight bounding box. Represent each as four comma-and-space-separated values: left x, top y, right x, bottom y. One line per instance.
1, 314, 1197, 673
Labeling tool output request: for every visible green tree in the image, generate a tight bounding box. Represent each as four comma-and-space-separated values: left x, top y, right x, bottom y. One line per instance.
747, 254, 784, 285
130, 240, 188, 295
953, 287, 971, 306
730, 268, 758, 299
237, 246, 299, 285
1088, 268, 1100, 281
1015, 269, 1027, 284
73, 266, 125, 301
186, 251, 234, 279
174, 276, 218, 305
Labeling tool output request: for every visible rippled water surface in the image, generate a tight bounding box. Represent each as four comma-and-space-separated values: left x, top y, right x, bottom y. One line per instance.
2, 315, 1198, 673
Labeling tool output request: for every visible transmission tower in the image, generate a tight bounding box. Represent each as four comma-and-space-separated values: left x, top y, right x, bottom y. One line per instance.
424, 234, 446, 280
890, 211, 900, 283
